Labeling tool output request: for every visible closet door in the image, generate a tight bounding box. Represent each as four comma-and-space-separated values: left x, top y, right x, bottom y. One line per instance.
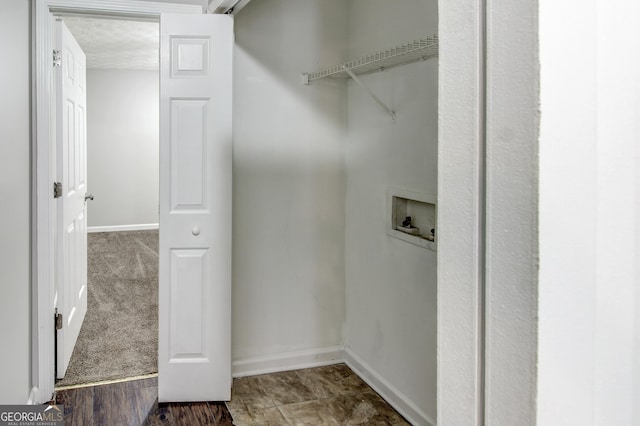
158, 13, 233, 402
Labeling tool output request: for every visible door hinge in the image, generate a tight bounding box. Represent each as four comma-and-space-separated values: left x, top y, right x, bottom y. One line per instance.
53, 182, 62, 198
55, 308, 63, 330
53, 50, 61, 68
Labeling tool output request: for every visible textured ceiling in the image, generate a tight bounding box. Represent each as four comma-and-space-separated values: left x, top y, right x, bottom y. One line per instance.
62, 17, 159, 70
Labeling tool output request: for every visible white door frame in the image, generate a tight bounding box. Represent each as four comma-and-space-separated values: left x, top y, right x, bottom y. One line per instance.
32, 0, 201, 404
438, 0, 539, 424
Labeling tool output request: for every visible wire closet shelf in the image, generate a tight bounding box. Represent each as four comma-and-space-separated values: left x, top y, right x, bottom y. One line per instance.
303, 35, 438, 83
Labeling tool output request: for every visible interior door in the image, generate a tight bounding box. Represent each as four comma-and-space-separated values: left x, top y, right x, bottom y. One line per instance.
55, 19, 88, 379
158, 14, 233, 402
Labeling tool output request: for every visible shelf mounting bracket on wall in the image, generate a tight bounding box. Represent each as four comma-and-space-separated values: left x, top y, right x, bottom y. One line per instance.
342, 65, 396, 122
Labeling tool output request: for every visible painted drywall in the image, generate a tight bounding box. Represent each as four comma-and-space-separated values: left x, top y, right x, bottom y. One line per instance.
537, 2, 596, 423
538, 0, 640, 424
344, 1, 438, 424
437, 0, 485, 423
86, 69, 159, 228
0, 0, 32, 404
483, 0, 539, 424
232, 0, 347, 362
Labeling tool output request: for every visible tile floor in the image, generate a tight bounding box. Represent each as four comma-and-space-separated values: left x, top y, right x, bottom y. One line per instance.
226, 364, 410, 425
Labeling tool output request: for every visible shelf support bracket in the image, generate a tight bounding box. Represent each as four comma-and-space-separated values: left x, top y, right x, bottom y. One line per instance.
342, 66, 396, 122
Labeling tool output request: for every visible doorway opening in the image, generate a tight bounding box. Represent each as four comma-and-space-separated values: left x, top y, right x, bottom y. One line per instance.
32, 0, 205, 404
53, 14, 160, 388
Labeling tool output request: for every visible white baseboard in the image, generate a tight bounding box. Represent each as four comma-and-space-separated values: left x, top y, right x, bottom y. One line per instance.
232, 345, 344, 378
232, 345, 434, 426
88, 223, 159, 233
344, 347, 435, 426
27, 386, 39, 404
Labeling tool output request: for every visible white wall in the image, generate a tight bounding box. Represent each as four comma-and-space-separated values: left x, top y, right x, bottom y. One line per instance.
344, 1, 438, 424
483, 0, 539, 423
86, 69, 159, 228
232, 0, 347, 365
439, 0, 640, 423
0, 0, 32, 404
538, 0, 640, 424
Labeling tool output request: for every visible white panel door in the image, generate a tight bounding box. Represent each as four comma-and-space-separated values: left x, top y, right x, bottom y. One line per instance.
158, 14, 233, 402
55, 19, 88, 378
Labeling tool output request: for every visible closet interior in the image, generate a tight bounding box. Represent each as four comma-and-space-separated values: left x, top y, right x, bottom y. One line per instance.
232, 1, 438, 424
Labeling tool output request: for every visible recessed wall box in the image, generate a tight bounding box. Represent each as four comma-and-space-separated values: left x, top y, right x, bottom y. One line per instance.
387, 187, 436, 251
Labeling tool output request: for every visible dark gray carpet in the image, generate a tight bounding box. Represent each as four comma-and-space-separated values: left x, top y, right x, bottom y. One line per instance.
56, 230, 158, 387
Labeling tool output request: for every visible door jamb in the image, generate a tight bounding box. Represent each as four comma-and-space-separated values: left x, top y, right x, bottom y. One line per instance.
32, 0, 201, 404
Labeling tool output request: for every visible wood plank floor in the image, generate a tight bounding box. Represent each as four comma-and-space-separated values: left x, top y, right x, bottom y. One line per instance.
54, 377, 233, 426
